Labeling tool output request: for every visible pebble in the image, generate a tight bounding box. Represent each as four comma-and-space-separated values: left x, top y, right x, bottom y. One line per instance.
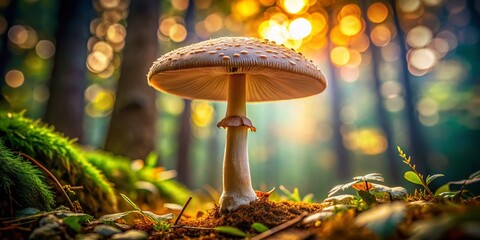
93, 224, 122, 237
28, 222, 62, 240
111, 230, 148, 240
75, 233, 103, 240
39, 214, 60, 227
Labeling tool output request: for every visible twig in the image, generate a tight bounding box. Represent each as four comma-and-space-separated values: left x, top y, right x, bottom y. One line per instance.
174, 196, 192, 226
170, 225, 214, 230
250, 212, 308, 240
15, 152, 77, 212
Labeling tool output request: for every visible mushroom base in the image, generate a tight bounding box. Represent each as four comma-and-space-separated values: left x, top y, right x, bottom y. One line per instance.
219, 190, 257, 212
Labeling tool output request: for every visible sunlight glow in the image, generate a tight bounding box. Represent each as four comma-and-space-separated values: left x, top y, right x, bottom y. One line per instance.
259, 21, 289, 44
234, 0, 260, 18
345, 128, 388, 155
289, 17, 312, 40
282, 0, 308, 14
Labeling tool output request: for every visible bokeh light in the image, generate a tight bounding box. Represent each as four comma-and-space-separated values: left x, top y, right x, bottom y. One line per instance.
344, 128, 388, 155
367, 2, 388, 23
234, 0, 260, 18
339, 15, 362, 37
330, 46, 350, 66
370, 25, 391, 47
281, 0, 308, 14
35, 40, 56, 59
406, 25, 432, 48
5, 70, 25, 88
289, 17, 312, 40
169, 24, 187, 42
398, 0, 421, 13
191, 100, 214, 128
409, 48, 437, 70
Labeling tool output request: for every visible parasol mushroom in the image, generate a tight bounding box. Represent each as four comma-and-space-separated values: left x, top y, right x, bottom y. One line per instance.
147, 37, 326, 211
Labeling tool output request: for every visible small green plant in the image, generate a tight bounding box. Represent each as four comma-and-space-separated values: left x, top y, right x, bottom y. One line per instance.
99, 194, 173, 232
397, 146, 443, 196
327, 173, 407, 205
279, 185, 314, 203
435, 170, 480, 199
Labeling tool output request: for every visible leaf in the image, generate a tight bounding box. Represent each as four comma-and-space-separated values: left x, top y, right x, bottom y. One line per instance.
251, 222, 269, 233
355, 202, 406, 238
142, 211, 174, 221
291, 187, 301, 202
98, 210, 138, 223
352, 182, 373, 192
302, 193, 314, 203
449, 178, 480, 185
63, 213, 93, 233
469, 170, 480, 179
214, 226, 248, 237
434, 183, 451, 196
328, 181, 357, 197
120, 193, 141, 211
404, 171, 423, 185
324, 194, 356, 204
358, 190, 377, 205
353, 173, 384, 182
426, 174, 444, 185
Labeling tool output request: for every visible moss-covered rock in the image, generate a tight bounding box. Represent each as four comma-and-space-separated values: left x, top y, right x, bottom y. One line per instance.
0, 112, 117, 215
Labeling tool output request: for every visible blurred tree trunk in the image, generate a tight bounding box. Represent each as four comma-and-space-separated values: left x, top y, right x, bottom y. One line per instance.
361, 0, 400, 184
327, 8, 351, 181
175, 0, 196, 187
43, 0, 93, 142
0, 0, 17, 90
391, 0, 429, 174
104, 0, 159, 160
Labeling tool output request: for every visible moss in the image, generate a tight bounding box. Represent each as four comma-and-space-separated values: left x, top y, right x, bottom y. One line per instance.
84, 150, 193, 206
83, 150, 138, 194
0, 112, 117, 215
0, 140, 55, 215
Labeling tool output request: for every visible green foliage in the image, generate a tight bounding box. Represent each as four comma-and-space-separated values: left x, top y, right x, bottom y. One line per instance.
397, 146, 443, 196
62, 213, 94, 232
279, 185, 314, 203
0, 112, 117, 215
0, 140, 55, 214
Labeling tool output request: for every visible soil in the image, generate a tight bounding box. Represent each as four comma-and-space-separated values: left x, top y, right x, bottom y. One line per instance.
2, 197, 480, 239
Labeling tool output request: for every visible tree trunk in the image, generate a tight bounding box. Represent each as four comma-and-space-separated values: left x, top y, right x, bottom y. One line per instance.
43, 0, 92, 142
361, 0, 401, 184
391, 0, 429, 174
104, 0, 159, 160
0, 0, 17, 90
327, 7, 351, 181
175, 0, 196, 187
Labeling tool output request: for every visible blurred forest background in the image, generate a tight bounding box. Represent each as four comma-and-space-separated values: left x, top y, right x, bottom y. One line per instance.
1, 0, 479, 200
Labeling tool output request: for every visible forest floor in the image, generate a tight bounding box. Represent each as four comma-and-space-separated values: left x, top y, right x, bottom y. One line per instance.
2, 195, 480, 240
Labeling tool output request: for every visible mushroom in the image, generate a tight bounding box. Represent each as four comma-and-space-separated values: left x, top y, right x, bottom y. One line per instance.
147, 37, 326, 211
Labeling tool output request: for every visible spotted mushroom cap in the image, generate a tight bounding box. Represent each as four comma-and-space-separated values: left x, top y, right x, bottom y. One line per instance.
147, 37, 327, 102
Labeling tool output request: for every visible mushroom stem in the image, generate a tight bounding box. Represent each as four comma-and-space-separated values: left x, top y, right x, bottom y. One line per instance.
219, 73, 257, 211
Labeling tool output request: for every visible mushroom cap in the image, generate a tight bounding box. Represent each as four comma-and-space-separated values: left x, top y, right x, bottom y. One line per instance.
148, 37, 327, 102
